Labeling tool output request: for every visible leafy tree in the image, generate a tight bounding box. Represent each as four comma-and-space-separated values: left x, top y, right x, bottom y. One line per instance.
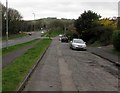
0, 3, 6, 36
67, 24, 79, 40
49, 20, 64, 30
74, 10, 101, 41
118, 17, 120, 29
8, 8, 22, 34
1, 3, 23, 36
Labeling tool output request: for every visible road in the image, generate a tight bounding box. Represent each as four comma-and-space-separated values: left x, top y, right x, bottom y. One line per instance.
24, 37, 118, 91
2, 31, 44, 48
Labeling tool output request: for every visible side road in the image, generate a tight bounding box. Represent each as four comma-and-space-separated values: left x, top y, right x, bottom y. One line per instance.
2, 40, 40, 68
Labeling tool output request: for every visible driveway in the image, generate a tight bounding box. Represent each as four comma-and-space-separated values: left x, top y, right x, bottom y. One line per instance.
24, 37, 118, 91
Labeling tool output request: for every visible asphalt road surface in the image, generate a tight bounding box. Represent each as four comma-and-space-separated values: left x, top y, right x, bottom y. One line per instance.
2, 31, 44, 48
24, 37, 118, 91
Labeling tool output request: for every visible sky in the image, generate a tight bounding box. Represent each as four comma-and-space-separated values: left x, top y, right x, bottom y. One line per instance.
0, 0, 120, 20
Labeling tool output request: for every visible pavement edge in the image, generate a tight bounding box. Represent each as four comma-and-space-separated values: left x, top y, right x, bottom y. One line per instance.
90, 52, 120, 66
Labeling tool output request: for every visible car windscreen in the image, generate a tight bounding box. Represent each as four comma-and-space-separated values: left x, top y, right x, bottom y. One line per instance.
73, 39, 84, 44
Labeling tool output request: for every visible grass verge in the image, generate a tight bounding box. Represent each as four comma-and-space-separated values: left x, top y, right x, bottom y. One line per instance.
2, 39, 39, 56
88, 41, 101, 47
2, 39, 52, 91
41, 30, 64, 37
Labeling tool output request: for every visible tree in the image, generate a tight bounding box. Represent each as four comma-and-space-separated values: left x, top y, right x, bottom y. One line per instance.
67, 24, 79, 40
8, 8, 22, 34
118, 17, 120, 29
1, 3, 23, 36
0, 3, 6, 36
49, 20, 64, 30
74, 10, 101, 41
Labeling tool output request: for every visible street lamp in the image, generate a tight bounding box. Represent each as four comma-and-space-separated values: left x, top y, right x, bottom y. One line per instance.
0, 2, 2, 39
64, 23, 66, 35
6, 0, 8, 49
32, 13, 35, 31
118, 1, 120, 29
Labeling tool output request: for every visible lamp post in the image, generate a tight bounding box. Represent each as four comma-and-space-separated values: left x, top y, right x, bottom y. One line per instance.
0, 2, 2, 40
118, 1, 120, 29
64, 23, 66, 35
32, 13, 35, 31
6, 0, 8, 49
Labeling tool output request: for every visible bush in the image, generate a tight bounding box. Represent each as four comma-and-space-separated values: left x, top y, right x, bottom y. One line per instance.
89, 26, 113, 45
112, 30, 120, 51
99, 26, 113, 45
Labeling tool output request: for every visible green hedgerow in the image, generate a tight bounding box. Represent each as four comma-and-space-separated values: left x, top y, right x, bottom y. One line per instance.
112, 30, 120, 51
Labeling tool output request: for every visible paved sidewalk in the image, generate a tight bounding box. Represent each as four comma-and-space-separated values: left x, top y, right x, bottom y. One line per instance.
87, 46, 120, 65
2, 40, 40, 68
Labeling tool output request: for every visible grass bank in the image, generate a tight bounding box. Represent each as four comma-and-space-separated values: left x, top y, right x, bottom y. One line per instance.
2, 39, 52, 91
2, 39, 39, 56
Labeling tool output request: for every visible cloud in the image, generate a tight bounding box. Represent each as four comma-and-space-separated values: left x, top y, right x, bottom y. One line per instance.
1, 0, 119, 20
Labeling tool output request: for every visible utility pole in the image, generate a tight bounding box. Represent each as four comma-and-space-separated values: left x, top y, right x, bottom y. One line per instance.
0, 3, 2, 91
118, 1, 120, 29
0, 2, 2, 39
6, 0, 8, 49
32, 13, 35, 31
64, 23, 66, 36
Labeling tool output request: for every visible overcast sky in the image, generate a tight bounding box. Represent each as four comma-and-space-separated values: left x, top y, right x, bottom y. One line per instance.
1, 0, 120, 20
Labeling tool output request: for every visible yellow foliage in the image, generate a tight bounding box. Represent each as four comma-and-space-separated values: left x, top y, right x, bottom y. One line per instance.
99, 18, 117, 30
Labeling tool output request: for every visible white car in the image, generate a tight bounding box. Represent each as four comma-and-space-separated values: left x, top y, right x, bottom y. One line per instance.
41, 31, 44, 34
70, 39, 87, 50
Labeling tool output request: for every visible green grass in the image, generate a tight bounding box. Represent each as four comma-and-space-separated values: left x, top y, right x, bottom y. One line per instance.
88, 41, 101, 47
2, 39, 52, 91
50, 30, 64, 37
41, 30, 64, 37
2, 39, 39, 56
0, 70, 2, 92
2, 33, 27, 41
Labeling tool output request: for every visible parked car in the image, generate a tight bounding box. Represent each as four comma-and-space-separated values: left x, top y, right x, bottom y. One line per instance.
61, 36, 69, 43
59, 34, 63, 37
28, 32, 32, 36
70, 39, 87, 50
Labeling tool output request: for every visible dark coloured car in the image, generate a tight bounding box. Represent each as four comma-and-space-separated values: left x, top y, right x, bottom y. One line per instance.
28, 32, 32, 36
61, 36, 69, 43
